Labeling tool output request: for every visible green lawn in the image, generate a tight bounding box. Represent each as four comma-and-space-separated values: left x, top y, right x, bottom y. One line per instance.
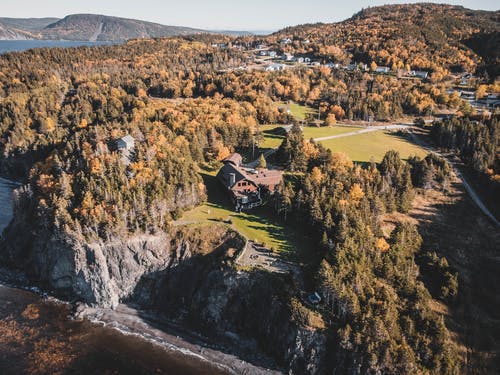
276, 101, 316, 120
179, 169, 312, 259
258, 124, 358, 150
259, 124, 285, 149
319, 130, 428, 163
303, 125, 358, 139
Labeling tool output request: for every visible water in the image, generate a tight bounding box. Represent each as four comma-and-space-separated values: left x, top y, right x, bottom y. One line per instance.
0, 178, 233, 375
0, 40, 115, 54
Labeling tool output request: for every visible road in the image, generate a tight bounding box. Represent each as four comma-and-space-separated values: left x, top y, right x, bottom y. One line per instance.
312, 124, 410, 142
244, 148, 278, 169
408, 130, 500, 227
248, 124, 411, 168
249, 122, 499, 228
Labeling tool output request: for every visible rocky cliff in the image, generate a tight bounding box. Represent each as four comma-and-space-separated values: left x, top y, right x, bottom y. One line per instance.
0, 191, 327, 374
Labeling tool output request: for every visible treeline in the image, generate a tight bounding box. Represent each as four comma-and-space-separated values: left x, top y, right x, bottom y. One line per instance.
430, 115, 500, 214
273, 125, 458, 373
0, 37, 473, 176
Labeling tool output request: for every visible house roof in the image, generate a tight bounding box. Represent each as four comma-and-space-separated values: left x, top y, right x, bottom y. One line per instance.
251, 169, 282, 187
217, 162, 247, 189
119, 134, 135, 145
223, 153, 243, 166
218, 153, 282, 189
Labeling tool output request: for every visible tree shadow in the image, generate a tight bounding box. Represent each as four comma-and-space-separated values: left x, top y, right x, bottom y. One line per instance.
127, 238, 293, 373
413, 185, 500, 373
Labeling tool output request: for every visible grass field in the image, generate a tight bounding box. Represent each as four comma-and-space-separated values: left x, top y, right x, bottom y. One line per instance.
303, 125, 358, 139
319, 130, 428, 162
179, 169, 312, 259
276, 101, 316, 120
258, 124, 357, 149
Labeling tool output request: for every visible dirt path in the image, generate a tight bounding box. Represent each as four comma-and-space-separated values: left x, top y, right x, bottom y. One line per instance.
408, 129, 500, 227
312, 124, 410, 142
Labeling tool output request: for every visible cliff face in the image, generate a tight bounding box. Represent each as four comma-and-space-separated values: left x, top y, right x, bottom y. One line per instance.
132, 250, 327, 374
0, 183, 203, 307
1, 209, 173, 307
0, 188, 327, 374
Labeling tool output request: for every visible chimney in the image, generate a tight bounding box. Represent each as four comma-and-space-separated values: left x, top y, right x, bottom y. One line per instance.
229, 173, 236, 186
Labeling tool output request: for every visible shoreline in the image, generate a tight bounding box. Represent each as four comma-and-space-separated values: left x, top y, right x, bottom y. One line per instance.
0, 266, 282, 375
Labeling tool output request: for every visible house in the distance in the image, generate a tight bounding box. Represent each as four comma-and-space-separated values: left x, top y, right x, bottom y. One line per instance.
376, 66, 390, 73
117, 134, 135, 151
217, 153, 282, 211
266, 64, 286, 72
116, 134, 135, 165
409, 70, 429, 79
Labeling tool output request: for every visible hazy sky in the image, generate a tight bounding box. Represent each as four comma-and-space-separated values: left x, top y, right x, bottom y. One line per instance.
2, 0, 498, 31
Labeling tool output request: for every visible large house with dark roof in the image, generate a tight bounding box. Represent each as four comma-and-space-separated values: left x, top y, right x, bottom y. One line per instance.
217, 153, 282, 211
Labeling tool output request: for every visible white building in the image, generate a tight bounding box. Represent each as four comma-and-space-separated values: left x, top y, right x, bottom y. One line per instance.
117, 135, 135, 151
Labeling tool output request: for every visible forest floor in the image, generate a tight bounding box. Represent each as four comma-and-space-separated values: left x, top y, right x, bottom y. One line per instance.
381, 174, 500, 373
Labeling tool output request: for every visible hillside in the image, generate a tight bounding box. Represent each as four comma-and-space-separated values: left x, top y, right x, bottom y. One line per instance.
0, 21, 36, 40
0, 17, 59, 32
271, 3, 500, 75
39, 14, 204, 41
0, 14, 205, 41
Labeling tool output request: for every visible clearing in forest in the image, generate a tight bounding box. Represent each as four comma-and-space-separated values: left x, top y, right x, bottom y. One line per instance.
177, 168, 312, 260
318, 130, 427, 163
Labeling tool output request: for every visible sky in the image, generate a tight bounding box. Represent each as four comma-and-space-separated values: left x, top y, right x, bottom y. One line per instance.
1, 0, 498, 31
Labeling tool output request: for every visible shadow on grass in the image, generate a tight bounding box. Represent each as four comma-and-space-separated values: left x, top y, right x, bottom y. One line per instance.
199, 172, 313, 262
412, 181, 500, 373
349, 130, 430, 165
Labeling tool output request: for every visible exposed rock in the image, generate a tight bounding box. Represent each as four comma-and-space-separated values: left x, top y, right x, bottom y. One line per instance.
0, 185, 326, 373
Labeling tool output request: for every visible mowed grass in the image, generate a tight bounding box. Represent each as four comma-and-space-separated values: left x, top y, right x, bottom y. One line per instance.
258, 124, 358, 149
303, 125, 358, 139
179, 169, 312, 259
259, 124, 285, 149
319, 130, 428, 163
276, 101, 316, 120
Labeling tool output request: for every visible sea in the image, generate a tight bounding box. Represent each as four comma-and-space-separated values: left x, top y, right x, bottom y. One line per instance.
0, 40, 115, 54
0, 178, 236, 374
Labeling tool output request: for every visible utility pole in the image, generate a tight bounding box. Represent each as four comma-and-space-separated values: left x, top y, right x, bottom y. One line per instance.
252, 135, 255, 160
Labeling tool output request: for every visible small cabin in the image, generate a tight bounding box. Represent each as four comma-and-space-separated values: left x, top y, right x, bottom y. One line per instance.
376, 66, 390, 73
117, 135, 135, 151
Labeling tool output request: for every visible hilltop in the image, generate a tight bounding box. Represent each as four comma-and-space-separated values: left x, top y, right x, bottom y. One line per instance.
0, 14, 204, 41
270, 3, 500, 75
40, 14, 204, 41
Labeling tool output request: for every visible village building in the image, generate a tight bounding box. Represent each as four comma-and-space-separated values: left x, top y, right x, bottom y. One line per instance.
217, 153, 282, 211
265, 63, 286, 71
117, 134, 135, 151
116, 134, 135, 166
375, 66, 390, 73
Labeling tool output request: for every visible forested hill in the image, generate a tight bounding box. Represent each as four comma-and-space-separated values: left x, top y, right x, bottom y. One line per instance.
0, 20, 36, 40
0, 14, 205, 41
271, 3, 500, 75
40, 14, 204, 41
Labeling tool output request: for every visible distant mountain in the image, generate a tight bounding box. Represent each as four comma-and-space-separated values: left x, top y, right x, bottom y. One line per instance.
0, 14, 205, 41
0, 19, 37, 40
0, 17, 59, 32
39, 14, 204, 41
210, 30, 254, 37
